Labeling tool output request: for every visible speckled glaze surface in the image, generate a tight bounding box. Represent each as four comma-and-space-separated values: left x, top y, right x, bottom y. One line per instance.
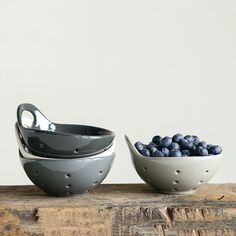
17, 103, 115, 158
16, 125, 115, 196
125, 135, 222, 195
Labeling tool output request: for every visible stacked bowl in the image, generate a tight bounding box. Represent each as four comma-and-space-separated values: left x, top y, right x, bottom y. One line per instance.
15, 103, 115, 196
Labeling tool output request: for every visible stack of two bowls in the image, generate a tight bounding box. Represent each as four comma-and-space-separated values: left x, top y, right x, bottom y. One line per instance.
15, 104, 115, 196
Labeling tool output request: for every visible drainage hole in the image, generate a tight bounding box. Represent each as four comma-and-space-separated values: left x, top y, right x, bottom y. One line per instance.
147, 177, 152, 182
40, 143, 44, 149
199, 180, 204, 183
175, 170, 181, 174
67, 191, 72, 195
93, 181, 98, 186
34, 171, 39, 175
66, 184, 71, 189
74, 149, 79, 154
173, 180, 179, 184
99, 170, 103, 175
143, 167, 147, 171
205, 170, 209, 174
171, 188, 178, 192
65, 173, 71, 179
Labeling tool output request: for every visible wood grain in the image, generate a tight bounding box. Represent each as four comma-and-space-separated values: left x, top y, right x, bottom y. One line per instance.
0, 184, 236, 235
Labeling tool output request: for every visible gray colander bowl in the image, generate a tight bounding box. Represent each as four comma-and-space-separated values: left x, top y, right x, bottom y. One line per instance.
16, 124, 115, 197
125, 135, 222, 195
17, 103, 115, 158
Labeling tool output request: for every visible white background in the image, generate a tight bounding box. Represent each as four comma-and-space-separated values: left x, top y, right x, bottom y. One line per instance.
0, 0, 235, 185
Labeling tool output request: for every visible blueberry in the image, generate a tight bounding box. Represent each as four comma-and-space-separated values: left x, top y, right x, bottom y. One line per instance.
179, 139, 194, 149
169, 150, 182, 157
181, 149, 190, 156
208, 145, 222, 155
184, 135, 194, 142
139, 148, 150, 157
160, 136, 172, 148
152, 135, 162, 145
207, 144, 213, 149
182, 154, 188, 157
146, 142, 157, 150
186, 141, 194, 149
149, 147, 158, 155
135, 142, 145, 151
149, 142, 157, 146
161, 148, 169, 157
198, 141, 207, 148
195, 146, 208, 156
152, 150, 165, 157
190, 145, 197, 156
168, 142, 180, 150
179, 138, 188, 148
172, 134, 184, 143
193, 136, 200, 145
156, 144, 162, 150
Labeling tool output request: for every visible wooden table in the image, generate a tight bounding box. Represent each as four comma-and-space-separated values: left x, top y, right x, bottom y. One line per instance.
0, 184, 236, 235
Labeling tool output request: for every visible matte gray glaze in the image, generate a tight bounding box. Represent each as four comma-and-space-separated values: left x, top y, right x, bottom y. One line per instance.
125, 135, 222, 195
16, 125, 115, 196
17, 103, 115, 158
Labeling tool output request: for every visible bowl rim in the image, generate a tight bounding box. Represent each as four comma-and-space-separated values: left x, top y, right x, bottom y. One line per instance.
18, 149, 116, 162
19, 122, 115, 138
125, 135, 223, 161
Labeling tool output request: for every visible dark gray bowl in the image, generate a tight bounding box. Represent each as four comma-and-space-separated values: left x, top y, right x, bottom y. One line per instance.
16, 125, 115, 196
17, 103, 115, 158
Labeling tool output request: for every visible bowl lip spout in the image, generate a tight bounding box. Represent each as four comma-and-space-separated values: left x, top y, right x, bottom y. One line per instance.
16, 123, 116, 161
125, 134, 223, 161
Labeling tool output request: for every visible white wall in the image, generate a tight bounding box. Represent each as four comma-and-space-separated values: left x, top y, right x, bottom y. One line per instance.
0, 0, 235, 185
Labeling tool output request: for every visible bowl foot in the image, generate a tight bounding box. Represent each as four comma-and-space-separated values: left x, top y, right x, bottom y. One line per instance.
156, 190, 196, 195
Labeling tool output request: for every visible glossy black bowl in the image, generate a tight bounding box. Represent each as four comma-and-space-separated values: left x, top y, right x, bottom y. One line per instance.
17, 103, 115, 158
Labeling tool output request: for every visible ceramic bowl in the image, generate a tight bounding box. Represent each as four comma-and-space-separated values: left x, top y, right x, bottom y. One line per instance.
16, 124, 115, 196
125, 135, 222, 195
16, 123, 116, 160
17, 103, 115, 158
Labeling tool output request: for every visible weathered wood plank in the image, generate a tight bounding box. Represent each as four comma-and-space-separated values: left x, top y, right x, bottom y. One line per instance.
0, 184, 236, 235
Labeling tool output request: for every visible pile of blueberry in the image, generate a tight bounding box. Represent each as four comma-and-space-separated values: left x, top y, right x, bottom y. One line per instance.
134, 134, 222, 157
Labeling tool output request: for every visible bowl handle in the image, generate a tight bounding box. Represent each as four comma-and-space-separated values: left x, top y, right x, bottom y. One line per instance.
17, 103, 54, 131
